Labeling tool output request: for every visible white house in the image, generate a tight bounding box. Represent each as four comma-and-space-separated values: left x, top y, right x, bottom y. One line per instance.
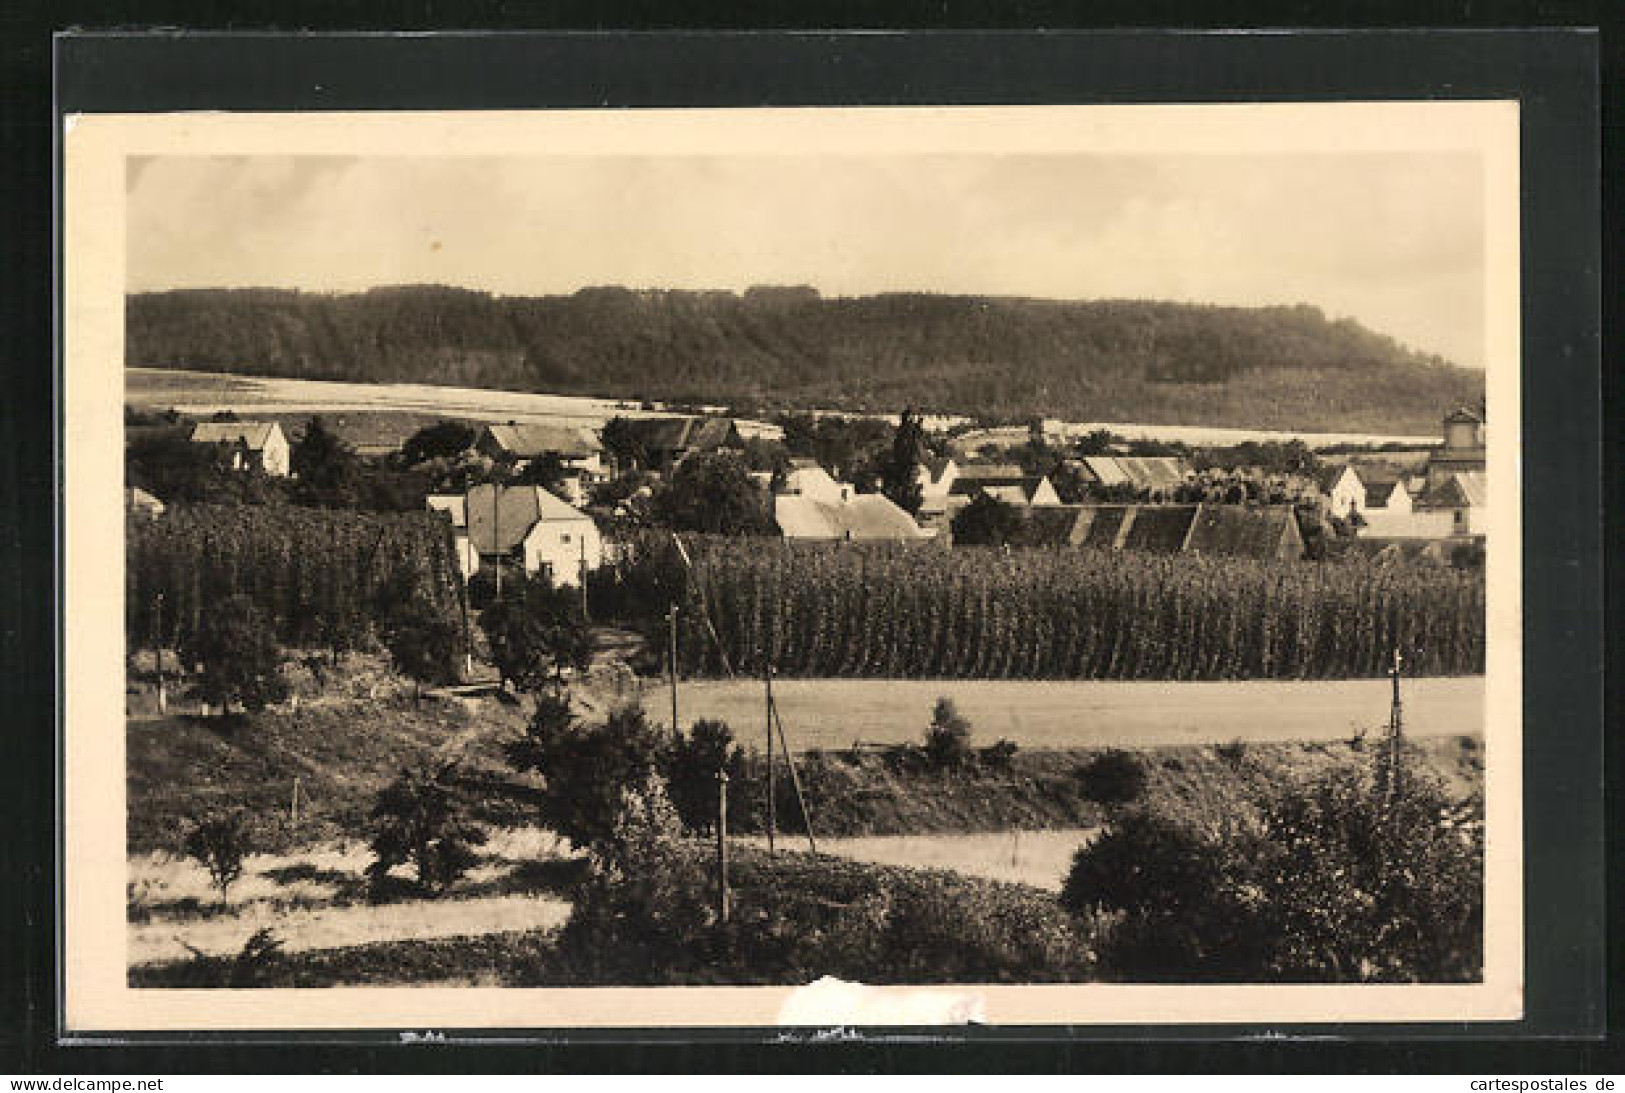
1418, 471, 1488, 537
1315, 465, 1366, 520
189, 421, 291, 477
783, 458, 854, 503
464, 483, 603, 588
424, 494, 481, 580
914, 456, 959, 499
1357, 472, 1455, 538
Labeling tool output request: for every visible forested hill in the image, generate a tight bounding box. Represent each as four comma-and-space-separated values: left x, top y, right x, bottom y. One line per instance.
126, 286, 1483, 434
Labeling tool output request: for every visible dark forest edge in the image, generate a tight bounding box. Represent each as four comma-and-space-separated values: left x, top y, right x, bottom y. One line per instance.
126, 286, 1483, 434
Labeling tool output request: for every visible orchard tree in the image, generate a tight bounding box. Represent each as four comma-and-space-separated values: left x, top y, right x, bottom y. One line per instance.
477, 576, 593, 692
382, 596, 463, 701
367, 761, 487, 894
506, 703, 672, 849
598, 416, 648, 476
182, 809, 251, 905
184, 594, 288, 714
650, 452, 773, 535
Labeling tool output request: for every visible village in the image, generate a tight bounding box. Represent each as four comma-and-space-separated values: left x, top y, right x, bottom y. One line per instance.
126, 400, 1489, 585
121, 384, 1488, 991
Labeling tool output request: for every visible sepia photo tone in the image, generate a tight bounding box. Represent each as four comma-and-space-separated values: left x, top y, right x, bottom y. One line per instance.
64, 104, 1523, 1030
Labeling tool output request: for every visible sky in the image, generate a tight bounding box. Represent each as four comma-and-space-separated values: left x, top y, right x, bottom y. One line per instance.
127, 152, 1486, 368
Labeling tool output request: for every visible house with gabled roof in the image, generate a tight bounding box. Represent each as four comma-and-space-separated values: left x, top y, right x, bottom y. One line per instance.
783, 457, 854, 504
461, 483, 603, 587
188, 421, 291, 476
1314, 464, 1366, 520
947, 466, 1061, 508
1184, 504, 1305, 562
618, 416, 745, 474
1417, 471, 1488, 537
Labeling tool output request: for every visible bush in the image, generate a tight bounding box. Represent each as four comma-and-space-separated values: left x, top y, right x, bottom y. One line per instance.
1077, 750, 1148, 807
667, 719, 746, 834
1061, 757, 1483, 983
508, 702, 672, 850
367, 761, 488, 894
477, 577, 592, 692
979, 738, 1020, 771
182, 809, 251, 904
184, 594, 289, 713
924, 697, 973, 771
381, 595, 464, 698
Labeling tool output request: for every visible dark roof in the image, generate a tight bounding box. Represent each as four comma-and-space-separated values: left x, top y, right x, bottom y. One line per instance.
623, 416, 742, 453
1185, 504, 1303, 560
189, 421, 284, 450
464, 484, 590, 555
1443, 406, 1484, 424
480, 423, 598, 459
1313, 464, 1357, 492
1021, 506, 1091, 547
1118, 505, 1199, 553
126, 424, 192, 446
1077, 505, 1131, 549
948, 474, 1049, 502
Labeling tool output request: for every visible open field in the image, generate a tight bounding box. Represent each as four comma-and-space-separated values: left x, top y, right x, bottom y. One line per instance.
127, 367, 783, 439
644, 676, 1483, 752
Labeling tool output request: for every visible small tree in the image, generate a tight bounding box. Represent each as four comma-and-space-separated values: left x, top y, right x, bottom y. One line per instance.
924, 697, 973, 771
667, 718, 746, 833
185, 594, 288, 714
401, 420, 476, 466
182, 809, 251, 905
477, 577, 593, 692
382, 596, 463, 701
507, 704, 672, 850
367, 761, 487, 894
1078, 750, 1149, 808
291, 415, 360, 507
599, 416, 649, 477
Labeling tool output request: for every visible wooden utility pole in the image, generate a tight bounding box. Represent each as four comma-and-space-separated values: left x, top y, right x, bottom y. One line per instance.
667, 604, 680, 732
715, 769, 730, 924
492, 483, 502, 601
765, 661, 777, 854
771, 700, 819, 855
1384, 646, 1406, 805
578, 534, 590, 622
152, 592, 167, 715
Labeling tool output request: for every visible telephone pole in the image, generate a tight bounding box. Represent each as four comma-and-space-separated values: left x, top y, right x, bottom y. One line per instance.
715, 769, 731, 924
667, 604, 680, 732
765, 660, 777, 854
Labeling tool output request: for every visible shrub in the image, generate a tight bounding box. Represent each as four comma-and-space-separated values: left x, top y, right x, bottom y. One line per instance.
1215, 737, 1249, 765
381, 595, 464, 699
924, 697, 973, 771
184, 594, 289, 714
1077, 750, 1149, 807
181, 809, 251, 904
1061, 756, 1482, 983
367, 761, 488, 894
508, 703, 672, 850
979, 737, 1020, 771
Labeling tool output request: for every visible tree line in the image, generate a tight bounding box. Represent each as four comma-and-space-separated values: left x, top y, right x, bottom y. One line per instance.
127, 286, 1483, 434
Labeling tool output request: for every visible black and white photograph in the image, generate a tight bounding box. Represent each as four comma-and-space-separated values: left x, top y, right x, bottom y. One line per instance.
61, 100, 1524, 1030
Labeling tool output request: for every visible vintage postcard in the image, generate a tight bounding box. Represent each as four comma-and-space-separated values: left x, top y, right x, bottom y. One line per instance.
62, 102, 1522, 1032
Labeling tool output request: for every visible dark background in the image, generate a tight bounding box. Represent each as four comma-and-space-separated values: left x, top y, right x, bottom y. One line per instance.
4, 13, 1615, 1074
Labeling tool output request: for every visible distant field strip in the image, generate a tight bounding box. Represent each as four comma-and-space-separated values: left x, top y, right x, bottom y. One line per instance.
647, 676, 1484, 751
735, 829, 1097, 893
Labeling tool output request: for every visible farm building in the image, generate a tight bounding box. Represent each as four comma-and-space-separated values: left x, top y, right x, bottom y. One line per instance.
948, 466, 1061, 507
616, 416, 745, 474
1356, 466, 1455, 539
1030, 503, 1305, 561
782, 458, 854, 504
774, 493, 932, 543
462, 483, 603, 587
1314, 464, 1366, 519
188, 421, 290, 476
1417, 471, 1488, 537
914, 456, 959, 499
1072, 455, 1193, 496
474, 422, 604, 502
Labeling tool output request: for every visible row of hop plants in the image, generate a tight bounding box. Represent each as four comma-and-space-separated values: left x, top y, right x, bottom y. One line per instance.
126, 502, 468, 656
596, 533, 1485, 681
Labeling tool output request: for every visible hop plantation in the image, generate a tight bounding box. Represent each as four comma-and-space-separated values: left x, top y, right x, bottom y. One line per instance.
604, 535, 1484, 680
126, 504, 467, 654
